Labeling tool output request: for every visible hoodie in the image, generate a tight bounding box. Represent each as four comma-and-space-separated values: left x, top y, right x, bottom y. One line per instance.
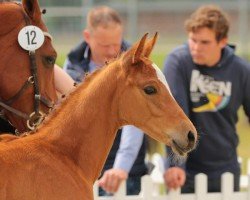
163, 44, 250, 178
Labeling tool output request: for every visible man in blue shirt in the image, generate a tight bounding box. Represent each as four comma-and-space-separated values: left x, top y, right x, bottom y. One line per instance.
63, 6, 147, 195
163, 5, 250, 193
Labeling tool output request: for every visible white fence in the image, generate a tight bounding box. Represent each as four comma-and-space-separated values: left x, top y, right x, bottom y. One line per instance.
94, 156, 250, 200
94, 173, 250, 200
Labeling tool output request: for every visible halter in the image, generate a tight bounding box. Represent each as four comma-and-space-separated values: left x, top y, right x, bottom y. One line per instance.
0, 2, 54, 132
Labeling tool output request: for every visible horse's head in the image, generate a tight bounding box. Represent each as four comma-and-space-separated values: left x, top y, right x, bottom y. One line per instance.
118, 33, 197, 156
0, 0, 57, 132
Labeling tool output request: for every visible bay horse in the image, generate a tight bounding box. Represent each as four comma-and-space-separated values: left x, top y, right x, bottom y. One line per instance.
0, 0, 57, 133
0, 33, 197, 200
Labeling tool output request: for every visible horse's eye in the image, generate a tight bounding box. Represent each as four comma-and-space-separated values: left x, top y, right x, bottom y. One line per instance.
45, 56, 56, 65
144, 86, 157, 95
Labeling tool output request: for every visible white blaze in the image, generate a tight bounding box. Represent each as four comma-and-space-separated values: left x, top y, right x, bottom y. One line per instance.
152, 63, 173, 96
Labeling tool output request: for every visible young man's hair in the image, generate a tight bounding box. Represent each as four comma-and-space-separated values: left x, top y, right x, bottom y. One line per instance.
184, 5, 230, 41
86, 6, 122, 31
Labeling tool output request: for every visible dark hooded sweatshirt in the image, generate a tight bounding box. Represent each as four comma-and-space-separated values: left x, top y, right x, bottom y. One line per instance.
163, 44, 250, 178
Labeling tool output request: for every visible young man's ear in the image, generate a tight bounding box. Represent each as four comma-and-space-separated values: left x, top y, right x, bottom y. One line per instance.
83, 29, 90, 44
219, 37, 228, 48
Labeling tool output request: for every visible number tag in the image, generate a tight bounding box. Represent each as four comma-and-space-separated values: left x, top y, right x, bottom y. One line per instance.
18, 25, 45, 51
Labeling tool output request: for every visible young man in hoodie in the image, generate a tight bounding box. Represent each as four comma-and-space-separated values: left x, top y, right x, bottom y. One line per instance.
163, 5, 250, 193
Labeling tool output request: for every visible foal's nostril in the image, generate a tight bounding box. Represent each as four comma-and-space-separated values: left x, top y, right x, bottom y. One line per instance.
188, 131, 195, 142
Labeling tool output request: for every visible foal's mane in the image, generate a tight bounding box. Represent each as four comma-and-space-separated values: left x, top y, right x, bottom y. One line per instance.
50, 52, 124, 111
38, 61, 116, 130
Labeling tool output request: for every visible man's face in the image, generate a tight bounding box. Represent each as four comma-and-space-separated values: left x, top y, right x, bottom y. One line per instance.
188, 27, 227, 67
84, 24, 123, 66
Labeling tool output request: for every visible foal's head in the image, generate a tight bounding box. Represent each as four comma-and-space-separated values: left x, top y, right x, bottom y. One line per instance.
0, 0, 57, 132
118, 33, 197, 156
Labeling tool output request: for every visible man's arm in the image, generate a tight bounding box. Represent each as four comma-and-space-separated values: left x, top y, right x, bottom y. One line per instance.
98, 125, 144, 193
54, 64, 75, 96
164, 146, 186, 190
113, 125, 144, 171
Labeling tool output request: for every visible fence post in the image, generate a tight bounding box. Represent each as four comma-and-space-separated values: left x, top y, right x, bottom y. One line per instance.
141, 175, 154, 200
222, 172, 234, 200
238, 0, 249, 59
113, 181, 126, 199
93, 182, 98, 199
195, 173, 207, 200
247, 175, 250, 200
248, 160, 250, 200
168, 188, 181, 200
127, 0, 138, 42
247, 159, 250, 175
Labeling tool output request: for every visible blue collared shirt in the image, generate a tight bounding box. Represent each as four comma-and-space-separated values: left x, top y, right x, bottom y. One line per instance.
113, 125, 144, 172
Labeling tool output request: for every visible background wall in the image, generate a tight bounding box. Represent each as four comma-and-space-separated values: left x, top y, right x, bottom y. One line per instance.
39, 0, 250, 61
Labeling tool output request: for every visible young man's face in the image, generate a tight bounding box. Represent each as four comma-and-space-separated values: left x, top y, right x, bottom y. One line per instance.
188, 27, 227, 67
84, 24, 123, 66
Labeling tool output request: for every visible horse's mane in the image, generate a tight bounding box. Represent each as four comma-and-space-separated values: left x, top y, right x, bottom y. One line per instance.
48, 53, 124, 116
60, 52, 124, 101
37, 62, 113, 130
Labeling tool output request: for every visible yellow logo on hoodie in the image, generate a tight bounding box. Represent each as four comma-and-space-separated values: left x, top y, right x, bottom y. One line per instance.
190, 70, 231, 112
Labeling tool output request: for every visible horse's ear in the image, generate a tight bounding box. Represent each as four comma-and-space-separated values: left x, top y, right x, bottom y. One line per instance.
132, 33, 148, 64
22, 0, 41, 22
143, 32, 158, 58
121, 33, 149, 73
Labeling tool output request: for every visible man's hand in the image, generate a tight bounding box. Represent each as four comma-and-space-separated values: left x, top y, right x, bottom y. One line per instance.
98, 169, 128, 193
163, 167, 186, 190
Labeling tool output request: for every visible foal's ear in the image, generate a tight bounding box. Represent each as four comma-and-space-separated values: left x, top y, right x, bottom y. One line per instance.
22, 0, 41, 22
143, 32, 158, 58
132, 33, 148, 64
121, 33, 149, 72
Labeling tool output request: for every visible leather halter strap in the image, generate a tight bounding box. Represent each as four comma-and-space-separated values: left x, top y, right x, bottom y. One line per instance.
0, 2, 54, 132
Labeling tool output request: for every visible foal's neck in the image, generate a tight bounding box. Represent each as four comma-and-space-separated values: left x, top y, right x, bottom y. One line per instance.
42, 63, 123, 182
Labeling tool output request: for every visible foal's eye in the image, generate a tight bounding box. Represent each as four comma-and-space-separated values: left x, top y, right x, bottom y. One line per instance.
45, 56, 56, 65
144, 86, 157, 95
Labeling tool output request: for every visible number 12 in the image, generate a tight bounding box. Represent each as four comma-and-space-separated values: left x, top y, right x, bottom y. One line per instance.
25, 30, 37, 45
